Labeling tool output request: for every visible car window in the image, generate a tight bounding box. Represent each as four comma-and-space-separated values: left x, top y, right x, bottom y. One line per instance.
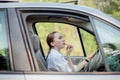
24, 10, 105, 72
34, 22, 105, 72
0, 11, 10, 71
78, 24, 105, 72
35, 22, 84, 57
80, 29, 98, 56
93, 18, 120, 71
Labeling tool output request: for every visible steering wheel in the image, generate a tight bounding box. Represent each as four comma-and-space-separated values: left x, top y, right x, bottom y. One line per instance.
80, 50, 104, 72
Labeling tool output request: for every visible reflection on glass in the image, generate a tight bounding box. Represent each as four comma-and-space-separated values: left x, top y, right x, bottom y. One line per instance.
94, 19, 120, 71
80, 29, 98, 56
0, 11, 9, 71
80, 27, 105, 72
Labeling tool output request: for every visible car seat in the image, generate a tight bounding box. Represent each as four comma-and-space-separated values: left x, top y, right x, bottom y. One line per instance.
29, 31, 47, 71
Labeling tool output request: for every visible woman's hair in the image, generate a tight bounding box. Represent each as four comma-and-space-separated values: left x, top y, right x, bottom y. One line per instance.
46, 31, 58, 49
46, 31, 58, 59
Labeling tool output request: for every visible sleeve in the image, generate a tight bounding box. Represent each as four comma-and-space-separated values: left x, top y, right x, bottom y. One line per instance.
73, 65, 78, 72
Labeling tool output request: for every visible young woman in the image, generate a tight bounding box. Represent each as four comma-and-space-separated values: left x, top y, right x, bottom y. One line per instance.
46, 31, 95, 72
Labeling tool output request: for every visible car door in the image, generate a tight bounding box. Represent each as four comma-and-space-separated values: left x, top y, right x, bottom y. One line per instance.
0, 9, 25, 80
16, 3, 120, 80
18, 7, 103, 71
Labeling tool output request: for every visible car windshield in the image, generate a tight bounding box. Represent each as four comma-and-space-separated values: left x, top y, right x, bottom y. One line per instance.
93, 18, 120, 72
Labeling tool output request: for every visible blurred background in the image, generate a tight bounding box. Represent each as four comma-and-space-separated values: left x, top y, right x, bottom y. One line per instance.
19, 0, 120, 21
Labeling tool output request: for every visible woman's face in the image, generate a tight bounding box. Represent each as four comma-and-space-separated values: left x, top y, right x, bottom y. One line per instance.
51, 32, 65, 50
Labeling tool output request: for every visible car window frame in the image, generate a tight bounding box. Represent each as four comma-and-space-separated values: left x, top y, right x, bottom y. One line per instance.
0, 8, 13, 71
8, 8, 32, 71
18, 8, 92, 72
18, 7, 117, 73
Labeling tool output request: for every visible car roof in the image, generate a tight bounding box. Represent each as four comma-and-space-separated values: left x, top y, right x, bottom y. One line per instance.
0, 2, 120, 27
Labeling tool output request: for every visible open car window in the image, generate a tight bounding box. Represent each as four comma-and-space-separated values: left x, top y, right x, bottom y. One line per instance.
24, 10, 106, 72
34, 21, 105, 72
35, 22, 84, 57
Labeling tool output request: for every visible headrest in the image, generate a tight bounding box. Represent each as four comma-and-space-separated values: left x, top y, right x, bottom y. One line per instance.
29, 31, 40, 53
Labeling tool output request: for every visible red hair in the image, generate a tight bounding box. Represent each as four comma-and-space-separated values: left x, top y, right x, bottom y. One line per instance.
46, 31, 58, 50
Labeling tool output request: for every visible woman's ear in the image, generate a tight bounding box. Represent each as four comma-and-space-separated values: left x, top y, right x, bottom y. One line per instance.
50, 42, 55, 47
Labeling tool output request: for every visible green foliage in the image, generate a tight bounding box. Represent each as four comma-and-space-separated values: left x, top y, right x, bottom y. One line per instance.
95, 0, 120, 20
80, 29, 98, 56
20, 0, 70, 2
78, 0, 97, 8
0, 50, 5, 56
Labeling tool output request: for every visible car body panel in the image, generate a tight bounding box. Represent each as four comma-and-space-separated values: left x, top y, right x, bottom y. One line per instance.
7, 8, 31, 71
24, 72, 120, 80
0, 2, 120, 27
0, 72, 25, 80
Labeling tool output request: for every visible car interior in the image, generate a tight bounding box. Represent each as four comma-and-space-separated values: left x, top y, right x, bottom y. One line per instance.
25, 12, 105, 72
29, 31, 47, 71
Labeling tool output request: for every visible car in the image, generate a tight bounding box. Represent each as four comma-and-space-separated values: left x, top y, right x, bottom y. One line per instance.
0, 0, 120, 80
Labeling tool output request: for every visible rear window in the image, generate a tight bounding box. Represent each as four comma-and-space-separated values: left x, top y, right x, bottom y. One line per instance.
0, 11, 10, 71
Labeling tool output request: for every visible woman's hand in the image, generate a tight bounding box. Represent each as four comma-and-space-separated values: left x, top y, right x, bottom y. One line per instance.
66, 44, 73, 56
86, 50, 96, 61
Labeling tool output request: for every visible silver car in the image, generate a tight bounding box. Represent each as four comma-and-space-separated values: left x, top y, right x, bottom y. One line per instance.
0, 1, 119, 80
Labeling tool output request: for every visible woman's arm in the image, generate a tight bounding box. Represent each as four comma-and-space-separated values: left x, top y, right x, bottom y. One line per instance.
67, 55, 74, 71
77, 50, 96, 71
66, 45, 75, 72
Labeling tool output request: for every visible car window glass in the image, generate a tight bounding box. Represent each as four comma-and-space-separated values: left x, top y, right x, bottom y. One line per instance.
93, 18, 120, 71
0, 11, 10, 71
80, 29, 98, 56
78, 27, 105, 72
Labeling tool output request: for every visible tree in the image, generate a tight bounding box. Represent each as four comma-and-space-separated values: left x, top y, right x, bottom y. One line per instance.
95, 0, 120, 20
